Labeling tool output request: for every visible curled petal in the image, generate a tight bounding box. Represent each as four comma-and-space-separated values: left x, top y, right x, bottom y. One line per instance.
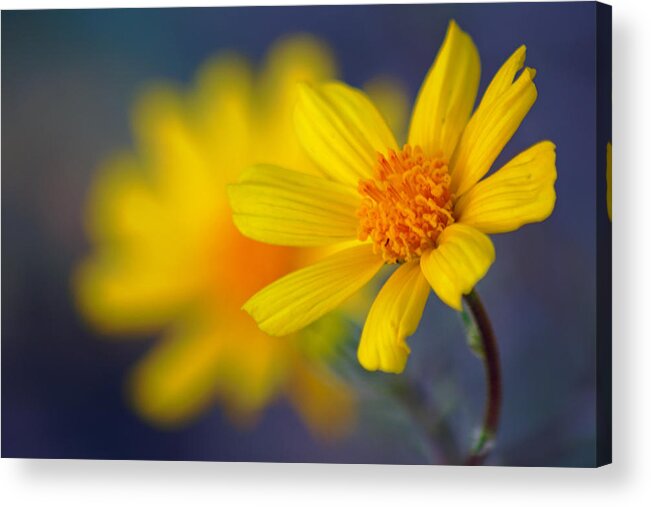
420, 224, 495, 311
451, 46, 538, 196
357, 261, 430, 374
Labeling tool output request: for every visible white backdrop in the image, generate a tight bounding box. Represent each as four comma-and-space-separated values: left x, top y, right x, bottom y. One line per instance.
1, 0, 649, 505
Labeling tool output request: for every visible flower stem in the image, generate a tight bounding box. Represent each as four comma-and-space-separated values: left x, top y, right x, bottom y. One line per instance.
461, 289, 502, 466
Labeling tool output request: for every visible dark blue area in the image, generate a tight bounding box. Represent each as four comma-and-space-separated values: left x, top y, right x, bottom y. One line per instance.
2, 3, 600, 465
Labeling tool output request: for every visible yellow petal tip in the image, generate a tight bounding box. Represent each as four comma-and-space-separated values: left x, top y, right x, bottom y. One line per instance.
447, 297, 463, 312
357, 349, 407, 375
515, 44, 527, 59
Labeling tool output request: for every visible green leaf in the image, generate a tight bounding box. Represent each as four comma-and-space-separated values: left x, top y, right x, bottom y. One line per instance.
460, 305, 485, 359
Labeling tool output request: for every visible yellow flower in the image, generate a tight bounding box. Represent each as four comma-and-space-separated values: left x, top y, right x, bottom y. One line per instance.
74, 35, 407, 436
229, 21, 557, 374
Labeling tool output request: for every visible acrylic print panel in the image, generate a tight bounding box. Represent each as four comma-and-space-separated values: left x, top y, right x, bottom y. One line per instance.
1, 2, 611, 467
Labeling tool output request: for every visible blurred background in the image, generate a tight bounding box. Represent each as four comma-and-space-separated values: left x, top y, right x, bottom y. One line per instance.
3, 3, 599, 466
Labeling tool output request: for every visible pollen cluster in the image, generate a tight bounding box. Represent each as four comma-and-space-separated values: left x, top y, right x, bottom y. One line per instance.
357, 145, 455, 264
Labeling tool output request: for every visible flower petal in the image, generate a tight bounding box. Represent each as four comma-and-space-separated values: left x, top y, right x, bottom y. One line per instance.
451, 46, 538, 196
228, 164, 361, 246
357, 261, 430, 374
130, 322, 231, 426
132, 86, 222, 205
130, 317, 285, 426
475, 45, 527, 109
455, 141, 557, 233
294, 81, 398, 187
192, 54, 254, 182
408, 20, 481, 159
74, 253, 201, 334
243, 244, 384, 336
251, 35, 337, 175
420, 224, 495, 311
75, 156, 207, 333
84, 154, 161, 244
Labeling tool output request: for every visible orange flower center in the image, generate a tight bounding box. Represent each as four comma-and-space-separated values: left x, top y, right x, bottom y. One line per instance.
357, 144, 455, 264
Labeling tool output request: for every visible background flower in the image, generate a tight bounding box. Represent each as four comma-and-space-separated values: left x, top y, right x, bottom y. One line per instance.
73, 35, 407, 436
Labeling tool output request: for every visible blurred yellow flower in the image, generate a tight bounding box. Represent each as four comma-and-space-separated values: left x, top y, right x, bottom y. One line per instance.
74, 35, 407, 437
229, 21, 557, 374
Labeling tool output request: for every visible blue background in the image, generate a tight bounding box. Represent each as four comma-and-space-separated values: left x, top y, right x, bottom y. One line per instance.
2, 2, 602, 466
